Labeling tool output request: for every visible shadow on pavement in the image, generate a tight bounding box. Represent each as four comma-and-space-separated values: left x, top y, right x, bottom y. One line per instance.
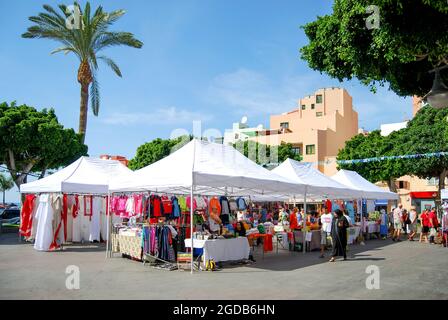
218, 238, 398, 272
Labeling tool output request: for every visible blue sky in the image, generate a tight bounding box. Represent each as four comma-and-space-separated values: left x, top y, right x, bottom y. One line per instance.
0, 0, 412, 202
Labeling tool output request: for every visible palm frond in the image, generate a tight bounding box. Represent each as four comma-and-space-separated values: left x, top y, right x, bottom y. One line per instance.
90, 73, 100, 116
98, 55, 122, 77
94, 31, 143, 51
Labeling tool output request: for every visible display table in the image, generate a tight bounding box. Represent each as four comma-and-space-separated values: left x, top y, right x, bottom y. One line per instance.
112, 233, 142, 261
288, 230, 321, 251
347, 226, 361, 244
247, 233, 273, 253
185, 237, 250, 264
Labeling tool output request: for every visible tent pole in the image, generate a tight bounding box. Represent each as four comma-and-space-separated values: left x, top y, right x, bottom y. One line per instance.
190, 184, 194, 274
106, 191, 111, 259
303, 186, 307, 255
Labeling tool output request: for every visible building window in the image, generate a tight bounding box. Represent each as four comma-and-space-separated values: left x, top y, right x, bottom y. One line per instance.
280, 122, 289, 129
311, 104, 315, 109
306, 144, 315, 155
316, 112, 323, 117
316, 94, 323, 103
292, 147, 300, 155
398, 181, 405, 189
301, 105, 306, 110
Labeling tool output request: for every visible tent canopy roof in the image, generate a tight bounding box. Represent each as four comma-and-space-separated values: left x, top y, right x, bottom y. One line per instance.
331, 169, 398, 200
110, 139, 307, 196
272, 159, 364, 199
20, 157, 133, 194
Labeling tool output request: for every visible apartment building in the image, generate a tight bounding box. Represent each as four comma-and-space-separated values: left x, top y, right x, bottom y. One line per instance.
249, 87, 359, 175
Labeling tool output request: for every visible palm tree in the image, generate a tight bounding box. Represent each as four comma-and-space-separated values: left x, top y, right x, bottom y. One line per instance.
0, 174, 14, 205
22, 2, 143, 143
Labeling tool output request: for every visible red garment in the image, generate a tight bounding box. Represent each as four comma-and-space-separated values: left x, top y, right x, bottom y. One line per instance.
161, 195, 173, 214
50, 195, 68, 251
84, 195, 93, 221
263, 234, 273, 252
19, 194, 36, 237
429, 212, 439, 227
151, 195, 163, 217
325, 199, 332, 212
421, 212, 430, 227
290, 212, 299, 230
72, 195, 79, 218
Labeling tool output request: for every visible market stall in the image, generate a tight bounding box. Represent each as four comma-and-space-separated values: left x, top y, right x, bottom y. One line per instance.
19, 157, 133, 252
109, 139, 310, 272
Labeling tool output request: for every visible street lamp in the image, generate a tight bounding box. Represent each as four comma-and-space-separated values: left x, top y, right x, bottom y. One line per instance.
426, 65, 448, 109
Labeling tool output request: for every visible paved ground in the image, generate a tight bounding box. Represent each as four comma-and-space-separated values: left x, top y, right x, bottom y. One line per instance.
0, 231, 447, 300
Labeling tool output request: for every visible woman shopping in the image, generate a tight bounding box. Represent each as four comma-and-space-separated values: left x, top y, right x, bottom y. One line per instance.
329, 209, 349, 262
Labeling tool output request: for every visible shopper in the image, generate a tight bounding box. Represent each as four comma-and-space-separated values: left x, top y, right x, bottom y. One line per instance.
392, 204, 403, 242
329, 209, 349, 262
235, 221, 246, 237
380, 209, 389, 240
429, 207, 439, 244
419, 209, 430, 243
319, 207, 333, 258
408, 207, 418, 241
402, 209, 409, 235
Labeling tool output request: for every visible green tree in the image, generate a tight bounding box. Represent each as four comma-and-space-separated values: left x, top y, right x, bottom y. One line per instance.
22, 2, 143, 142
398, 106, 448, 198
0, 102, 88, 190
129, 136, 191, 170
300, 0, 448, 97
0, 173, 14, 205
337, 106, 448, 196
337, 130, 407, 192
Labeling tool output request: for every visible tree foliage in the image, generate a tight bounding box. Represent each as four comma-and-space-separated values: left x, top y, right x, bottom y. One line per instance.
0, 101, 88, 189
128, 136, 191, 170
0, 173, 14, 204
233, 141, 302, 166
337, 106, 448, 193
300, 0, 448, 97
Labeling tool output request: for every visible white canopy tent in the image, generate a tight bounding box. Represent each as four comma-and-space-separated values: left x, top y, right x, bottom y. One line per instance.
20, 156, 133, 194
110, 139, 311, 270
272, 159, 364, 200
331, 169, 398, 200
110, 139, 307, 196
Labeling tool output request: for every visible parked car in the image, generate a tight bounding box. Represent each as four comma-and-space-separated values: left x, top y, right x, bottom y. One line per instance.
0, 207, 21, 225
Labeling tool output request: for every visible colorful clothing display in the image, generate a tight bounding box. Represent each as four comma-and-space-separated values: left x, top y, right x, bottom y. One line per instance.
20, 194, 37, 237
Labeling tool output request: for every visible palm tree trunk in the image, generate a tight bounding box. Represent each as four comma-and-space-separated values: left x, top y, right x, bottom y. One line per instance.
77, 60, 93, 144
79, 83, 89, 143
2, 190, 5, 205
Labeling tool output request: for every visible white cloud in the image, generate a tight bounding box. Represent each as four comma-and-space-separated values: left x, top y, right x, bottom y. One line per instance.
207, 68, 413, 131
102, 107, 213, 126
206, 68, 334, 117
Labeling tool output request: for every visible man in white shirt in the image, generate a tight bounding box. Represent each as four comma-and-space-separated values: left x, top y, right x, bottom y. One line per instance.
392, 204, 403, 242
319, 207, 333, 258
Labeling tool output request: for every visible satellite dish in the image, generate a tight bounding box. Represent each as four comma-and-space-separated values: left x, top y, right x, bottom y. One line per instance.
241, 116, 248, 124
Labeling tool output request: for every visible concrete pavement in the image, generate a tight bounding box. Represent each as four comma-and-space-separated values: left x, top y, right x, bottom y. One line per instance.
0, 232, 447, 299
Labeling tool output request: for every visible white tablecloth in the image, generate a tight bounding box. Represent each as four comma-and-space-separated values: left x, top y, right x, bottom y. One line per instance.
185, 237, 250, 263
348, 226, 361, 244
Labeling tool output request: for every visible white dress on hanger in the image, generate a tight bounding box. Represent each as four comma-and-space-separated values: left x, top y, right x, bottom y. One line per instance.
34, 194, 54, 251
100, 197, 109, 241
90, 196, 102, 242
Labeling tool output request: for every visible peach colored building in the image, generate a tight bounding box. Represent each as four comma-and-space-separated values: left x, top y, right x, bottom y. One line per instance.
251, 87, 358, 175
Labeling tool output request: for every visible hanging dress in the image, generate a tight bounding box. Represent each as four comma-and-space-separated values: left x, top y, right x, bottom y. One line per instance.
20, 194, 37, 238
90, 196, 102, 242
34, 194, 54, 251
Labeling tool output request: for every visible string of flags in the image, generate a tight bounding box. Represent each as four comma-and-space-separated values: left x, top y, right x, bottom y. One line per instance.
262, 151, 448, 167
